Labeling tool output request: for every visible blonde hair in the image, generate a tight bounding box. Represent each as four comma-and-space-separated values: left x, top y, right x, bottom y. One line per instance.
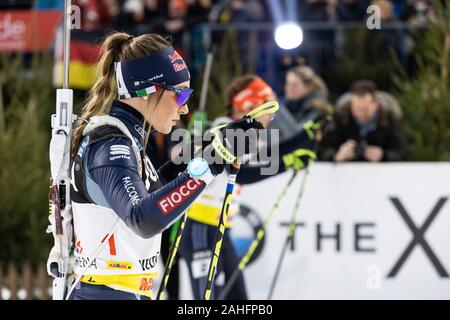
288, 66, 328, 96
372, 0, 393, 20
71, 32, 171, 159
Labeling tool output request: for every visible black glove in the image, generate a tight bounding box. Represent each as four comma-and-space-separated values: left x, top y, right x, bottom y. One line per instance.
302, 110, 333, 141
212, 116, 264, 163
221, 116, 264, 132
162, 117, 264, 181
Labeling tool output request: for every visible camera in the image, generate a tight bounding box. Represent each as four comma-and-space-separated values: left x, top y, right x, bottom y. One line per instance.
354, 140, 367, 159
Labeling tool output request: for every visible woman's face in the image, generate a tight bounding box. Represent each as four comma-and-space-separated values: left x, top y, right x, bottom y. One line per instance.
148, 81, 190, 134
284, 72, 310, 102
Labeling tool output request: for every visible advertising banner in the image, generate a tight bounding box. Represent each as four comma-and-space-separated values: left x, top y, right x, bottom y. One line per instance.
0, 10, 62, 52
179, 163, 450, 299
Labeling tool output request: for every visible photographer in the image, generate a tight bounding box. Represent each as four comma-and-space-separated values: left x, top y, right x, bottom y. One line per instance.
318, 80, 406, 162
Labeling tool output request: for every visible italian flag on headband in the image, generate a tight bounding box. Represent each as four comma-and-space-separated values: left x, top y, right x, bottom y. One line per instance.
136, 87, 158, 97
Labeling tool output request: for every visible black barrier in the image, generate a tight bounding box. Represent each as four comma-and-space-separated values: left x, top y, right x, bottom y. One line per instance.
0, 300, 448, 319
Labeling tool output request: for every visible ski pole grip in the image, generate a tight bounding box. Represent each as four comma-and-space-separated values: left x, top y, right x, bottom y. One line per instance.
245, 100, 279, 119
229, 163, 240, 175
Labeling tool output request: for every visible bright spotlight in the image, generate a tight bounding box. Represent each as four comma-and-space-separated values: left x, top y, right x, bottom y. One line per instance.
274, 21, 303, 50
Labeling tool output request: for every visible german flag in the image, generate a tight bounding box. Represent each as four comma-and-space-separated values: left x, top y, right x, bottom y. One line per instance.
53, 29, 103, 90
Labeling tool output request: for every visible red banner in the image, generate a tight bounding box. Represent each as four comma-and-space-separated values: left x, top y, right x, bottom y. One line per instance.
0, 10, 62, 52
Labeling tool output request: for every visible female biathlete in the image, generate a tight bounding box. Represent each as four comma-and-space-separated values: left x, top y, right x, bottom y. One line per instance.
67, 32, 262, 300
179, 75, 331, 300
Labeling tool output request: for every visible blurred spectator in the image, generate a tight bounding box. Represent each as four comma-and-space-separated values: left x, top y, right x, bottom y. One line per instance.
209, 0, 267, 73
143, 0, 163, 22
73, 0, 114, 30
185, 0, 213, 73
298, 0, 335, 22
209, 0, 266, 23
162, 0, 188, 51
318, 80, 406, 162
114, 0, 166, 33
284, 66, 331, 125
187, 0, 211, 25
392, 0, 406, 18
401, 0, 436, 26
115, 0, 140, 29
337, 0, 371, 21
371, 0, 413, 71
294, 1, 336, 76
164, 0, 188, 34
105, 0, 123, 21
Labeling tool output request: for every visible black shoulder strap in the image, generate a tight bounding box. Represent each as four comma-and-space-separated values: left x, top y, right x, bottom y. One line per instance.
87, 125, 130, 146
71, 125, 134, 204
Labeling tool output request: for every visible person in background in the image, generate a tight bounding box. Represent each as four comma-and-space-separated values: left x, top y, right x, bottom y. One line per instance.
284, 65, 331, 125
72, 0, 114, 30
401, 0, 437, 26
371, 0, 413, 67
163, 0, 189, 50
296, 1, 337, 75
179, 75, 327, 300
318, 80, 406, 162
116, 0, 166, 33
336, 0, 371, 21
209, 0, 267, 69
185, 0, 213, 75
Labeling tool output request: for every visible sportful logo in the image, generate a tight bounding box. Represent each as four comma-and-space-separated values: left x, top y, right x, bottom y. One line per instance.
157, 178, 203, 215
168, 51, 187, 72
110, 144, 131, 161
133, 74, 163, 87
110, 145, 130, 155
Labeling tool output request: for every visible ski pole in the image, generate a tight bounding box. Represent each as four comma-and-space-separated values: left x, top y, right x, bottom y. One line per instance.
203, 101, 279, 300
265, 116, 332, 299
218, 112, 326, 300
156, 214, 187, 300
218, 169, 299, 300
203, 165, 240, 300
267, 159, 314, 300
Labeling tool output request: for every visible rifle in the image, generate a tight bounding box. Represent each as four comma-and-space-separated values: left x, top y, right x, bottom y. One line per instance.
46, 0, 75, 300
